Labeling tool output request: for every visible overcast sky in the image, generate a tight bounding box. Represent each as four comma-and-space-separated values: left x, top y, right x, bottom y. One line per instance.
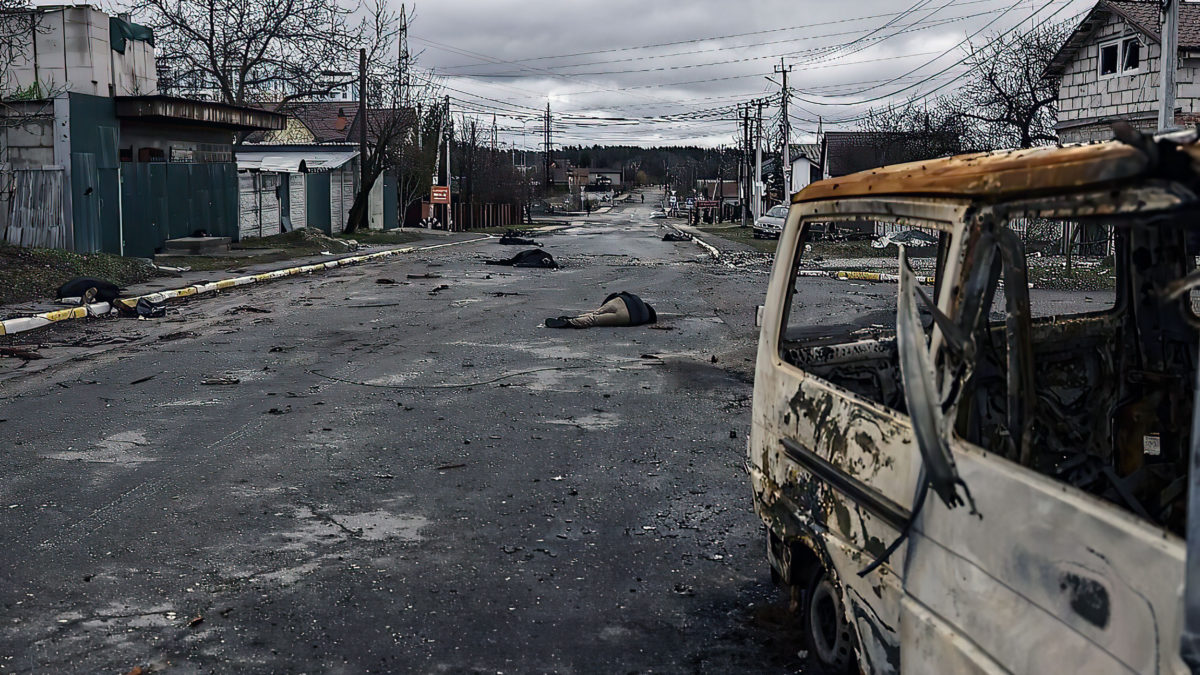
404, 0, 1097, 149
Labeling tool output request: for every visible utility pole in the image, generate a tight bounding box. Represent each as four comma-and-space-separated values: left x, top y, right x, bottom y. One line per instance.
397, 5, 408, 226
445, 95, 453, 229
398, 4, 408, 107
775, 58, 793, 196
544, 102, 552, 191
754, 98, 764, 220
1160, 0, 1179, 131
358, 47, 368, 192
738, 103, 747, 227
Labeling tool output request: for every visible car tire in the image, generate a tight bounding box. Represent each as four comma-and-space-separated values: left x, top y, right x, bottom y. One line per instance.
804, 568, 857, 674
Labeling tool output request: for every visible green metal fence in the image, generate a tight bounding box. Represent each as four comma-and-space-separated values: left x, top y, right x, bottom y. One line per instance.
119, 163, 238, 258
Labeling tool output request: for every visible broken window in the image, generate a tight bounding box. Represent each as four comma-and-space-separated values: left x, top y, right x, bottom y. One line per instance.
951, 212, 1193, 535
1099, 42, 1119, 76
777, 216, 925, 413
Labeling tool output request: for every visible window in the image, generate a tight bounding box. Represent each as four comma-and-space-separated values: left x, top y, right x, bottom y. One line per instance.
1099, 37, 1143, 77
1100, 43, 1119, 76
1123, 38, 1141, 71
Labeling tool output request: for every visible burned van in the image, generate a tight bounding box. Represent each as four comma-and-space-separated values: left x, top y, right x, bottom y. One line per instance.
748, 129, 1200, 674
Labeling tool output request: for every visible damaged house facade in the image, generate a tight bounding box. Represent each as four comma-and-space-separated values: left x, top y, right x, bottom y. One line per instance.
0, 5, 285, 257
1048, 0, 1200, 143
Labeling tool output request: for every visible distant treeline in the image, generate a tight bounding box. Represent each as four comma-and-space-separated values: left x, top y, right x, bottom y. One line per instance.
556, 145, 738, 185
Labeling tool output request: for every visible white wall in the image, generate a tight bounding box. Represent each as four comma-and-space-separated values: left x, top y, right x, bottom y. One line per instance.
790, 157, 812, 195
238, 172, 281, 240
368, 176, 384, 230
289, 173, 306, 229
8, 7, 157, 99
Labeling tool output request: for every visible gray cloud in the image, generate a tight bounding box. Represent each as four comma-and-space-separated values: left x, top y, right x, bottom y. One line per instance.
406, 0, 1095, 147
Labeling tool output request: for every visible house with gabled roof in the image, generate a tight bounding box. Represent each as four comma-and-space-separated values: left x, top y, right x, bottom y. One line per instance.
1046, 0, 1200, 143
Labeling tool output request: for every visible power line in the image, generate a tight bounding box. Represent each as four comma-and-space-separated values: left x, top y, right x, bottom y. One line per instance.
425, 0, 1009, 71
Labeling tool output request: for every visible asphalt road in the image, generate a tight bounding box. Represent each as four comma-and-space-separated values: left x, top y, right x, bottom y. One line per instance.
0, 196, 837, 674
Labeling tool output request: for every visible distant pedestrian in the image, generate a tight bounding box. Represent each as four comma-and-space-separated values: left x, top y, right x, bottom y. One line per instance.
641, 194, 645, 203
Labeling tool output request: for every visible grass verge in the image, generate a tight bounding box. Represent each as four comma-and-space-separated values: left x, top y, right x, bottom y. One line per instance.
696, 225, 779, 254
0, 244, 160, 305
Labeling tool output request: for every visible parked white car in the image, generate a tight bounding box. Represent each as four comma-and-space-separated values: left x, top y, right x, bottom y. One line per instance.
753, 204, 788, 239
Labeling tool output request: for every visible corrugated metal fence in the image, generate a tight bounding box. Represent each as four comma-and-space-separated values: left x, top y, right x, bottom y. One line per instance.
2, 168, 67, 249
120, 162, 238, 258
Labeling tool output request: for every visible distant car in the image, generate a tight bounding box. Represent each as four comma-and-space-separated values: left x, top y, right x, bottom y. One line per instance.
753, 204, 788, 239
650, 210, 669, 219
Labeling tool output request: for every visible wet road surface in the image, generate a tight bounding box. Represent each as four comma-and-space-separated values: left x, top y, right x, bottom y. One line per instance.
0, 198, 840, 673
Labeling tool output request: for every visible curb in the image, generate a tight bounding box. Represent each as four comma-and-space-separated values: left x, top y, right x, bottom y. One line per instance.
690, 235, 721, 259
798, 269, 935, 285
0, 236, 490, 337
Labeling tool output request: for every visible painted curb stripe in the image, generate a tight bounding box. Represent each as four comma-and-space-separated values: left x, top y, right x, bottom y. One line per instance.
797, 269, 935, 285
0, 237, 489, 337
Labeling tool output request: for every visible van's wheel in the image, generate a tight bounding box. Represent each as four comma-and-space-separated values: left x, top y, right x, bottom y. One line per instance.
804, 568, 857, 674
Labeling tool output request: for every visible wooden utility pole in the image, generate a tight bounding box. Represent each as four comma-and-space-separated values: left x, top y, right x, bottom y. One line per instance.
358, 47, 368, 191
754, 99, 764, 220
1160, 0, 1179, 131
445, 94, 453, 229
775, 58, 793, 196
741, 103, 750, 227
544, 102, 552, 191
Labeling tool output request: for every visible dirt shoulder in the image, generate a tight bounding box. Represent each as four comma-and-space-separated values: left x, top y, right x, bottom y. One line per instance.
0, 244, 162, 306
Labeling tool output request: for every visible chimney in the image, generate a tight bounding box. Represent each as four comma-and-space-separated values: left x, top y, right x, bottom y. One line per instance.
335, 108, 347, 132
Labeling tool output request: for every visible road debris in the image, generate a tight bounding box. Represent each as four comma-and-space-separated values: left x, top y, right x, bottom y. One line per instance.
129, 375, 156, 385
158, 330, 197, 341
187, 615, 204, 628
499, 230, 542, 247
407, 273, 442, 279
134, 298, 167, 319
0, 346, 44, 360
375, 278, 398, 284
429, 284, 450, 294
201, 376, 240, 385
435, 463, 467, 471
227, 305, 271, 314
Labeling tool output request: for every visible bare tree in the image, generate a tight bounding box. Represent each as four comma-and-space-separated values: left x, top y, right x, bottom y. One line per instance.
957, 21, 1071, 150
344, 4, 448, 233
858, 96, 973, 159
134, 0, 367, 105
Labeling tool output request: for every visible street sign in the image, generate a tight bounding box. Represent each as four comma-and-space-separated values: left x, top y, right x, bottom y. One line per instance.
696, 200, 719, 208
431, 186, 450, 204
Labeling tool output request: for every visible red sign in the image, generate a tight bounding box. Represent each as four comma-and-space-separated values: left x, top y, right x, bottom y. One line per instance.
431, 186, 450, 204
696, 200, 719, 208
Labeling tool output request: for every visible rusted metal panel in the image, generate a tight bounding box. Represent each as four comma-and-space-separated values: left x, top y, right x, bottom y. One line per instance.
114, 95, 285, 131
794, 141, 1149, 205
